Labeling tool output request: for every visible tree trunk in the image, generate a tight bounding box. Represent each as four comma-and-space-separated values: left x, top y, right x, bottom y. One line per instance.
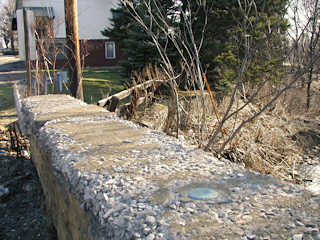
10, 35, 15, 51
306, 68, 313, 111
64, 0, 83, 101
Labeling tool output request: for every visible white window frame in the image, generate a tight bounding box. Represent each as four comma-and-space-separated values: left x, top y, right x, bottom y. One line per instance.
105, 42, 116, 59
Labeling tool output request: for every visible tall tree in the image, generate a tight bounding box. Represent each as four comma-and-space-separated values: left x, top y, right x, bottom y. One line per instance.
0, 0, 16, 51
112, 0, 317, 158
103, 0, 289, 95
197, 0, 289, 95
304, 0, 320, 111
102, 1, 177, 75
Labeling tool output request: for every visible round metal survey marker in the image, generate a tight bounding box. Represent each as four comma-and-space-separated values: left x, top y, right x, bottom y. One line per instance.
188, 188, 218, 200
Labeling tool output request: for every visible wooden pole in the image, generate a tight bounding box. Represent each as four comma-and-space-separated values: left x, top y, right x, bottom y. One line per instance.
23, 10, 32, 97
203, 73, 221, 122
64, 0, 83, 100
97, 79, 164, 107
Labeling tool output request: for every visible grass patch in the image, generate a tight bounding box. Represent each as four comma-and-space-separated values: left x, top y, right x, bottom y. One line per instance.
0, 69, 126, 114
0, 85, 17, 126
0, 85, 15, 111
0, 69, 127, 125
82, 70, 127, 104
45, 69, 128, 104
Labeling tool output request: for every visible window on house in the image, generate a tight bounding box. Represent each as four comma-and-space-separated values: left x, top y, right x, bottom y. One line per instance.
105, 42, 116, 59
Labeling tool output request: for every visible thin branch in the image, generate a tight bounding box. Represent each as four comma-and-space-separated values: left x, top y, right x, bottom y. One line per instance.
215, 51, 320, 155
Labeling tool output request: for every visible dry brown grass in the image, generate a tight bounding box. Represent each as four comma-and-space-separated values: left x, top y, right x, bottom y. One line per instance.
224, 106, 302, 179
205, 79, 320, 181
128, 72, 320, 181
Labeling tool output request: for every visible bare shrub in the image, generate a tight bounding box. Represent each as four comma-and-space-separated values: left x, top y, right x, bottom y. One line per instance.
135, 76, 319, 180
226, 106, 301, 179
118, 0, 320, 181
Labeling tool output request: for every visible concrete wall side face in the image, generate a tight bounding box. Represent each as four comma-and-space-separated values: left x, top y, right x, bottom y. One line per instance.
29, 132, 93, 240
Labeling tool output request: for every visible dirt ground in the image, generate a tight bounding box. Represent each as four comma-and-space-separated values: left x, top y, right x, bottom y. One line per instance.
0, 128, 56, 240
0, 54, 56, 240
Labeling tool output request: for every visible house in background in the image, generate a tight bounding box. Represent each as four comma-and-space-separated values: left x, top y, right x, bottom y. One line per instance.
12, 0, 126, 68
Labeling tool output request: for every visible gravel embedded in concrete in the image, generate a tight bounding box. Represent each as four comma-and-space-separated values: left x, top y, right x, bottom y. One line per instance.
19, 95, 320, 240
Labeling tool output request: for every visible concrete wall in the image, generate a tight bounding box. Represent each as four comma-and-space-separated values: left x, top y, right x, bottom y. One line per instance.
19, 95, 110, 239
15, 91, 320, 240
29, 134, 95, 239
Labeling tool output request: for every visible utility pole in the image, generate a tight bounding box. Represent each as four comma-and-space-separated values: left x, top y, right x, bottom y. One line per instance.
64, 0, 83, 100
23, 9, 32, 97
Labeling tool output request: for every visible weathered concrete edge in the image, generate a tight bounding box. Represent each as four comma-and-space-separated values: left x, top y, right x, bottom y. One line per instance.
16, 94, 106, 239
28, 132, 99, 239
13, 81, 25, 128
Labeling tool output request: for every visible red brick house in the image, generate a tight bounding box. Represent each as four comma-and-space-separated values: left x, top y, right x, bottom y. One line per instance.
13, 0, 126, 68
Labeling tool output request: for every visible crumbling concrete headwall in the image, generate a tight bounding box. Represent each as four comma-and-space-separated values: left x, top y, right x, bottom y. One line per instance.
16, 93, 320, 240
19, 95, 112, 239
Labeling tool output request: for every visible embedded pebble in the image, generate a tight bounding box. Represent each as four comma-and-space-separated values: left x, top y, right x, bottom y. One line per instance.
146, 233, 155, 240
292, 234, 303, 240
312, 231, 320, 240
237, 173, 245, 178
146, 215, 156, 225
295, 221, 304, 226
185, 203, 196, 209
143, 227, 151, 235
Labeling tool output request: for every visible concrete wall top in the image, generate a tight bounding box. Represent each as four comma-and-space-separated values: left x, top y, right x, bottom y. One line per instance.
19, 94, 320, 239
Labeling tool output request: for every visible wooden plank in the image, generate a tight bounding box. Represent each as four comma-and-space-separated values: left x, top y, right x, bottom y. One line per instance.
97, 79, 164, 107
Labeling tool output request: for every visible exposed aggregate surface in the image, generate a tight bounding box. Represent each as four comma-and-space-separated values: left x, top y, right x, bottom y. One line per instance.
20, 95, 320, 240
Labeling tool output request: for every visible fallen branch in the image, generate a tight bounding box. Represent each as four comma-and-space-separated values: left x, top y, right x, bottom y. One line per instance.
97, 79, 164, 109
